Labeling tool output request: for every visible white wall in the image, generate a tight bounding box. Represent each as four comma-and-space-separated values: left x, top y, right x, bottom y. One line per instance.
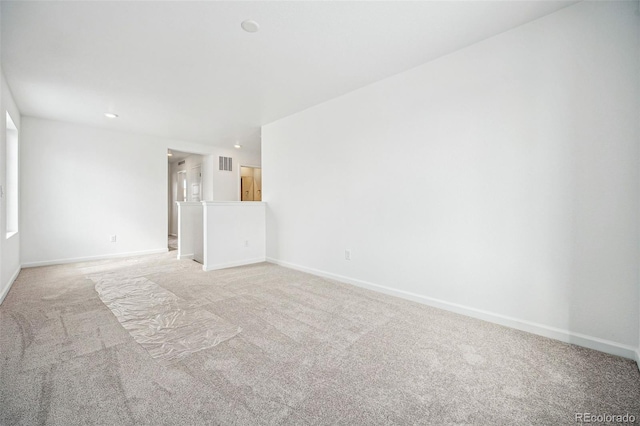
20, 117, 262, 267
0, 68, 22, 303
167, 147, 261, 233
21, 117, 169, 265
263, 2, 640, 357
202, 202, 265, 271
202, 148, 261, 202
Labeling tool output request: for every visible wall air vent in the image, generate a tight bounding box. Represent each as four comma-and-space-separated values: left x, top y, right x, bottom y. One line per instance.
178, 160, 186, 166
219, 156, 233, 171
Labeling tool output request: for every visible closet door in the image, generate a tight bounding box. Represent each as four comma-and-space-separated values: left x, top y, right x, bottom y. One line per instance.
241, 176, 255, 201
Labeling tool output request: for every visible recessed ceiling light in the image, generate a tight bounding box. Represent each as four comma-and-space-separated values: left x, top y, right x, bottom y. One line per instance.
104, 112, 118, 118
234, 143, 242, 149
241, 19, 260, 33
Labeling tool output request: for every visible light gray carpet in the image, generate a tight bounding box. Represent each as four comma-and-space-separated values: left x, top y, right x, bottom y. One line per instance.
1, 252, 639, 425
91, 273, 241, 365
168, 235, 178, 252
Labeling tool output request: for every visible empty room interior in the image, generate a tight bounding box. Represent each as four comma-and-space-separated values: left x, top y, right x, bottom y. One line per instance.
1, 1, 640, 424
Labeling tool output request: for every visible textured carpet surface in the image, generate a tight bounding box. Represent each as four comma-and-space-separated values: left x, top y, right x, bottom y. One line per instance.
168, 235, 178, 252
1, 252, 639, 425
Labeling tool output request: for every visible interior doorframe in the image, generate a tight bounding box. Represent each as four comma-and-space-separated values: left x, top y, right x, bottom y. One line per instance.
238, 164, 262, 201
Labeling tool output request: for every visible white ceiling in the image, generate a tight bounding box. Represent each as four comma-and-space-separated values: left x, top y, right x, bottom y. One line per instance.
1, 1, 577, 152
168, 150, 196, 164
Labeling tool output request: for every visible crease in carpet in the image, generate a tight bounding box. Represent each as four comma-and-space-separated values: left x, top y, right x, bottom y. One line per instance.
90, 274, 241, 365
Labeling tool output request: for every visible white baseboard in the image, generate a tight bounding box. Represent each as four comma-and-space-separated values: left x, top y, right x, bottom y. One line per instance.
0, 266, 21, 305
21, 248, 169, 268
203, 257, 266, 271
267, 257, 638, 361
178, 253, 194, 260
635, 349, 640, 372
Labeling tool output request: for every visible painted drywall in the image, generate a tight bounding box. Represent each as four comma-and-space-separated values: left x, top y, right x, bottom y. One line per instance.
167, 148, 261, 233
263, 1, 640, 355
0, 68, 22, 303
211, 154, 239, 201
20, 117, 262, 267
201, 148, 261, 202
202, 202, 265, 271
20, 117, 171, 265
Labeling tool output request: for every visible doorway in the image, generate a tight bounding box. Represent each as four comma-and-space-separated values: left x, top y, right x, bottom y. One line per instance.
168, 150, 203, 251
240, 166, 261, 201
